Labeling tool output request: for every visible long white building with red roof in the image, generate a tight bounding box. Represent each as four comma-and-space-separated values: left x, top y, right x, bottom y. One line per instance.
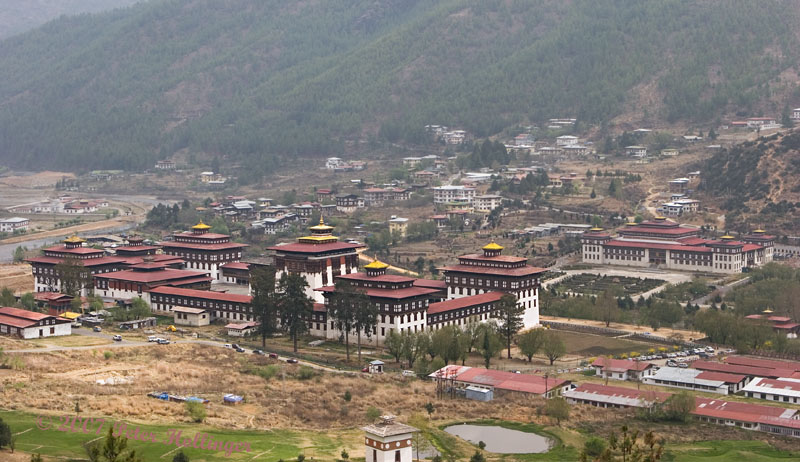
0, 306, 71, 339
581, 217, 773, 274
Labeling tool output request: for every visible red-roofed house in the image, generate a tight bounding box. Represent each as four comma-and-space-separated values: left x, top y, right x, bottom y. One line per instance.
693, 397, 800, 438
430, 365, 572, 398
0, 306, 71, 339
564, 383, 672, 409
592, 357, 657, 381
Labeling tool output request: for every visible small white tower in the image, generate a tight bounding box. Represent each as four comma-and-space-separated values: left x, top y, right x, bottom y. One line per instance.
363, 415, 418, 462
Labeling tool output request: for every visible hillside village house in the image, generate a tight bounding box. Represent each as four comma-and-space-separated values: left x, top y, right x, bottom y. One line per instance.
433, 185, 476, 204
556, 135, 578, 146
657, 199, 700, 217
625, 146, 647, 157
473, 195, 503, 213
0, 217, 29, 233
746, 117, 777, 128
336, 194, 365, 213
581, 218, 774, 274
793, 108, 800, 120
388, 217, 409, 237
563, 145, 590, 156
661, 148, 679, 156
325, 157, 343, 169
155, 159, 176, 170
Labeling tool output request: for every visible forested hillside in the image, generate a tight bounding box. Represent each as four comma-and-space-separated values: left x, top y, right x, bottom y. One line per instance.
0, 0, 798, 176
699, 131, 800, 232
0, 0, 139, 38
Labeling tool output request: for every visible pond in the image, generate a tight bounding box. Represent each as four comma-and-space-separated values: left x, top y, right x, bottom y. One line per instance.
444, 424, 553, 454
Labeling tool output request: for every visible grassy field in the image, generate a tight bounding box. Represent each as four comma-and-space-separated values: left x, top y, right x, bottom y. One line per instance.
30, 335, 111, 348
0, 410, 359, 461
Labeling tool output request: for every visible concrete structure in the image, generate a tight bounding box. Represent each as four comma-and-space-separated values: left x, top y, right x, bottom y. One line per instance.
693, 397, 800, 438
742, 377, 800, 404
440, 242, 546, 328
473, 195, 503, 213
226, 321, 259, 337
155, 160, 176, 170
94, 263, 211, 304
363, 415, 417, 462
657, 199, 700, 217
564, 383, 672, 409
430, 365, 571, 398
326, 157, 343, 169
388, 217, 409, 237
592, 357, 656, 381
556, 135, 578, 146
336, 194, 365, 213
426, 292, 505, 330
581, 219, 774, 274
149, 286, 252, 322
625, 146, 647, 157
173, 306, 211, 327
643, 366, 749, 395
465, 386, 493, 401
0, 217, 29, 233
0, 307, 71, 339
432, 186, 476, 204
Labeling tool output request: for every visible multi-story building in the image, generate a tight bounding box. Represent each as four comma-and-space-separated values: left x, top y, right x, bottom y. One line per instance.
336, 194, 365, 213
433, 186, 476, 204
556, 135, 578, 146
27, 236, 129, 295
316, 260, 445, 342
160, 222, 247, 281
149, 286, 253, 323
473, 195, 503, 213
581, 218, 774, 273
440, 242, 547, 328
94, 263, 211, 304
268, 218, 362, 303
0, 217, 29, 233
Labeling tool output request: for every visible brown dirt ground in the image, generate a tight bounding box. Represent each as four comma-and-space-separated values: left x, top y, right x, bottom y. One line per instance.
0, 264, 33, 294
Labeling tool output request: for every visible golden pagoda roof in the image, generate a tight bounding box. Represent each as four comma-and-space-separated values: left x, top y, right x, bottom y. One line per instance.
590, 227, 604, 232
753, 229, 766, 233
63, 235, 86, 244
482, 241, 504, 251
654, 216, 666, 220
192, 221, 211, 230
763, 308, 774, 314
309, 216, 333, 231
364, 260, 389, 270
626, 222, 637, 226
720, 235, 735, 240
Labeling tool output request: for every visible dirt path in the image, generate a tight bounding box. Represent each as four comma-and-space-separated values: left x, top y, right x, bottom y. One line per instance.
53, 364, 146, 380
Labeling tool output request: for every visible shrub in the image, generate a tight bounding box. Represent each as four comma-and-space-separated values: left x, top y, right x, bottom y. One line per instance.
103, 351, 113, 360
478, 441, 486, 450
185, 401, 206, 423
343, 390, 352, 402
366, 406, 382, 421
469, 451, 486, 462
297, 454, 305, 462
297, 366, 316, 380
583, 437, 606, 457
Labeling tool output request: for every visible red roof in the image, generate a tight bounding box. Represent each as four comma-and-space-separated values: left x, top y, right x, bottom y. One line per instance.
113, 245, 160, 252
34, 292, 74, 303
95, 269, 208, 283
767, 316, 792, 323
268, 242, 361, 253
414, 279, 447, 290
619, 225, 698, 235
428, 292, 504, 314
592, 357, 654, 372
173, 232, 232, 240
440, 264, 547, 277
221, 262, 250, 270
161, 241, 248, 251
316, 285, 440, 300
0, 306, 51, 321
568, 383, 672, 403
459, 253, 527, 263
692, 360, 795, 378
148, 286, 252, 304
693, 397, 800, 429
774, 322, 800, 330
26, 255, 126, 267
437, 365, 568, 395
695, 371, 747, 384
723, 356, 800, 373
313, 303, 327, 313
0, 314, 38, 328
43, 245, 104, 255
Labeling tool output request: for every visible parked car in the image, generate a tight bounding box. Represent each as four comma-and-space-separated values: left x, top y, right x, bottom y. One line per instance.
93, 326, 102, 332
112, 335, 122, 342
666, 360, 677, 367
223, 344, 232, 349
157, 339, 170, 344
234, 346, 245, 353
252, 349, 264, 355
148, 336, 158, 342
286, 358, 298, 364
402, 370, 416, 377
268, 353, 279, 359
698, 352, 711, 359
677, 362, 689, 368
361, 367, 369, 372
232, 344, 241, 350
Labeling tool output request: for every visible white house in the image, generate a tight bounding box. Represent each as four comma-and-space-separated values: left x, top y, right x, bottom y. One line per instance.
792, 108, 800, 121
592, 358, 656, 381
643, 366, 749, 395
326, 157, 344, 169
473, 195, 503, 213
556, 135, 578, 146
0, 306, 71, 339
625, 146, 647, 157
0, 217, 29, 233
432, 186, 476, 204
742, 377, 800, 404
226, 321, 259, 337
173, 306, 211, 327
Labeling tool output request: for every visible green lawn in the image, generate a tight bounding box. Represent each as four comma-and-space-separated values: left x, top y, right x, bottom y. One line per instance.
667, 440, 799, 462
0, 410, 355, 461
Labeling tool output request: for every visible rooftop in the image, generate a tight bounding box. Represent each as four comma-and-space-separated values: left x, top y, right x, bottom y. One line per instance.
430, 365, 568, 395
149, 286, 252, 304
428, 292, 505, 315
362, 416, 418, 438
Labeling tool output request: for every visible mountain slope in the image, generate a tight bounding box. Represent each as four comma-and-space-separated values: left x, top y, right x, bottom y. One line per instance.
0, 0, 139, 39
0, 0, 798, 176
